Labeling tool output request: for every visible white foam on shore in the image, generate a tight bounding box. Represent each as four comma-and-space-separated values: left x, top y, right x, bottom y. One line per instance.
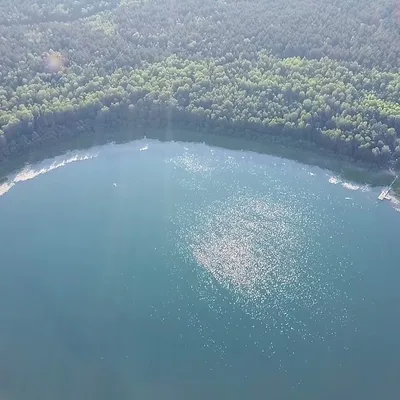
329, 176, 341, 185
388, 194, 400, 206
0, 181, 15, 197
329, 176, 369, 192
0, 153, 97, 198
342, 182, 360, 191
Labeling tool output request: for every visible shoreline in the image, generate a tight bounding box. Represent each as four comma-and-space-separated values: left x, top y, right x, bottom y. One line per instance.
0, 126, 399, 204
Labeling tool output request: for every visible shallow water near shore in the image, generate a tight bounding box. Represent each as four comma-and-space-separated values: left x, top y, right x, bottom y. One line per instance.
0, 137, 399, 399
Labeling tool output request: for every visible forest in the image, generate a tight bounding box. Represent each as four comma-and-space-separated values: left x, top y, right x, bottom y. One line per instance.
0, 0, 400, 166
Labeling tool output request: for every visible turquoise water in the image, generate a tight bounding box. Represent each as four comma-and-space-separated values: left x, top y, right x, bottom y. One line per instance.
0, 138, 399, 399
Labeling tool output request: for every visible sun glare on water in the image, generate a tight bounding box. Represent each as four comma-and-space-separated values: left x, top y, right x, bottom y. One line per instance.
171, 151, 352, 343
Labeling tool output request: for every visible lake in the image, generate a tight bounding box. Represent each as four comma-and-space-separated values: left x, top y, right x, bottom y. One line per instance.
0, 137, 399, 400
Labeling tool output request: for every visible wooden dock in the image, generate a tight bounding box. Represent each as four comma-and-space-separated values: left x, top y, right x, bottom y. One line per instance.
378, 188, 390, 200
378, 175, 398, 201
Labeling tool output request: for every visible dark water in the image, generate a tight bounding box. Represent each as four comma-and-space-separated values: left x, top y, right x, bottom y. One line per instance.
0, 139, 399, 400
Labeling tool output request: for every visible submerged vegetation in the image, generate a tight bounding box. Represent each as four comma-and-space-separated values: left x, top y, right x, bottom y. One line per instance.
0, 0, 400, 166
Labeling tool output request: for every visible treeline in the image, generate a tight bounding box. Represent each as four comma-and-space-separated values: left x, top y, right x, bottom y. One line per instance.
0, 0, 400, 166
1, 53, 400, 165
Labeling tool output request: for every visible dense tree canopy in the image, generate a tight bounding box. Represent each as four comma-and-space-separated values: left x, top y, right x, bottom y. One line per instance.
0, 0, 400, 165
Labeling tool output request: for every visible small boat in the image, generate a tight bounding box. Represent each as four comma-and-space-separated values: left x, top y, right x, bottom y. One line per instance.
113, 183, 118, 188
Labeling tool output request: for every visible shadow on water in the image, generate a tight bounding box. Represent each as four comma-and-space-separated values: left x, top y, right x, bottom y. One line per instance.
0, 125, 396, 189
